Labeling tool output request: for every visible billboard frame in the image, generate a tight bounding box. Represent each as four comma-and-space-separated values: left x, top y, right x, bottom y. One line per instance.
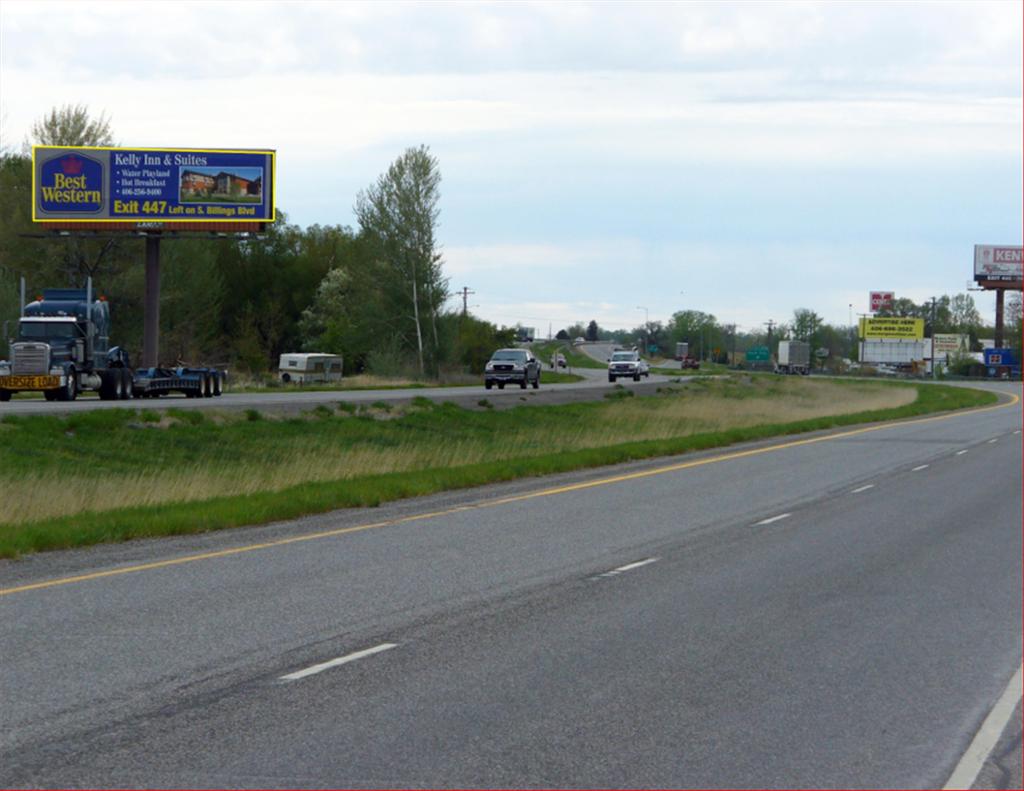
32, 145, 276, 226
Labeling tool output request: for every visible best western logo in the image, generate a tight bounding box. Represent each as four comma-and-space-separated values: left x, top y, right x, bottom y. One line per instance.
39, 153, 103, 214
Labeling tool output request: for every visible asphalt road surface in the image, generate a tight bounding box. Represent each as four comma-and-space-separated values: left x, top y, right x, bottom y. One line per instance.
0, 383, 1019, 788
0, 361, 629, 416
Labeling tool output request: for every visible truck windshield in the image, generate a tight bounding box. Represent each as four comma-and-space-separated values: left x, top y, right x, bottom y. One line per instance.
18, 321, 82, 341
611, 352, 637, 361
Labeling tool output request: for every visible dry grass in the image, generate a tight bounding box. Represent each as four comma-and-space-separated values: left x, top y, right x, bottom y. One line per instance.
1, 379, 918, 526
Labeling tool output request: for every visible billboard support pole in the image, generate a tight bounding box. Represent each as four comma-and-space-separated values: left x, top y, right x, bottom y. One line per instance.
143, 234, 161, 368
994, 288, 1005, 348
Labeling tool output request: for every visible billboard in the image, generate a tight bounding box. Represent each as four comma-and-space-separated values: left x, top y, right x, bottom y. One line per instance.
933, 333, 968, 355
859, 317, 924, 339
974, 245, 1022, 284
33, 146, 275, 223
869, 291, 894, 312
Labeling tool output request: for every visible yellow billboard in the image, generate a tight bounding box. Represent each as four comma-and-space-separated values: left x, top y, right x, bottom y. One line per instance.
859, 317, 924, 339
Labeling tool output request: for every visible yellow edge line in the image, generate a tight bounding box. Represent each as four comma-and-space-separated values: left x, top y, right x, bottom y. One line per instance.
2, 392, 1017, 597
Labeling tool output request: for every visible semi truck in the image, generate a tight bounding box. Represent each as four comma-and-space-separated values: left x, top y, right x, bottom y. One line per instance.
675, 341, 700, 369
775, 340, 810, 375
0, 279, 223, 402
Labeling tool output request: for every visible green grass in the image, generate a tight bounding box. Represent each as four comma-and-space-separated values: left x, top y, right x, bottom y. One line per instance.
0, 379, 997, 558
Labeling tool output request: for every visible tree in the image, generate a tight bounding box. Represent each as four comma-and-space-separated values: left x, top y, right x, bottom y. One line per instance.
585, 320, 599, 341
949, 293, 982, 334
354, 146, 447, 377
30, 104, 115, 147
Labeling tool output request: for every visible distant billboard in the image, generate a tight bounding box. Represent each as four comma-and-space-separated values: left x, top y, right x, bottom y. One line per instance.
859, 317, 924, 339
974, 245, 1022, 284
32, 146, 275, 223
869, 291, 894, 313
933, 333, 968, 355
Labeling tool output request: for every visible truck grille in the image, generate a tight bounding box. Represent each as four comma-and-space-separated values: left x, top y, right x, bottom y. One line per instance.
12, 343, 49, 375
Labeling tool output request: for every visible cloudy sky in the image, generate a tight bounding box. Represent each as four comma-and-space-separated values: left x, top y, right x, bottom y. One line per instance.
1, 0, 1020, 334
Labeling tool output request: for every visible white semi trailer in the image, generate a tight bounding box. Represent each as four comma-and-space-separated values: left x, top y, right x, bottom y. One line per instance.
775, 340, 810, 375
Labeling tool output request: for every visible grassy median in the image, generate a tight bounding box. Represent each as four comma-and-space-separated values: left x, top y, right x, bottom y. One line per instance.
0, 378, 996, 558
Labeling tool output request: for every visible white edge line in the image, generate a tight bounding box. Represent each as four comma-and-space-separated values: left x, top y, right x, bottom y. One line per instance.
612, 557, 659, 573
851, 484, 875, 493
956, 450, 969, 456
944, 665, 1023, 789
912, 464, 929, 472
755, 513, 791, 526
988, 438, 998, 444
280, 642, 397, 682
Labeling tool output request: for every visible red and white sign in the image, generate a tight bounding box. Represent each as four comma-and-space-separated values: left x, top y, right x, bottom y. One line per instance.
974, 245, 1023, 283
869, 291, 894, 312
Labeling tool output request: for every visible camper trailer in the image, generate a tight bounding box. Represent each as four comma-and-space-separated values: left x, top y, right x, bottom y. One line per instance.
278, 353, 343, 384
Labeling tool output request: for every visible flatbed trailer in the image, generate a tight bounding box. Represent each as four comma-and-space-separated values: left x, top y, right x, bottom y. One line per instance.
132, 367, 224, 398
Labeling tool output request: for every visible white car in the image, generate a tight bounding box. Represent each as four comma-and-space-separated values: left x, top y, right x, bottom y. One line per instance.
608, 350, 650, 382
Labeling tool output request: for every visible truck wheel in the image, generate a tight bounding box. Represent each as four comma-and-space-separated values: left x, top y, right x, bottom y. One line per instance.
634, 373, 640, 381
213, 374, 222, 396
608, 375, 615, 382
520, 379, 527, 389
57, 369, 77, 402
0, 390, 10, 402
532, 376, 539, 389
498, 383, 505, 390
485, 380, 492, 390
120, 369, 133, 399
98, 370, 116, 400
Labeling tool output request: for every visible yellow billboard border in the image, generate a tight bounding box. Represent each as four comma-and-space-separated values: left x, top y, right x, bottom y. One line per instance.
31, 145, 276, 223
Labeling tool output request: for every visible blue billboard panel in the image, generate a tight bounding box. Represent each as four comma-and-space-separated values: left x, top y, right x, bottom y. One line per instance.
33, 146, 275, 222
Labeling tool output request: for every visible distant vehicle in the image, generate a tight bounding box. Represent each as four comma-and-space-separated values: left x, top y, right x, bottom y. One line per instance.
573, 337, 585, 345
676, 341, 700, 369
608, 349, 650, 382
775, 340, 810, 375
556, 353, 567, 369
515, 327, 536, 343
485, 348, 541, 390
278, 353, 343, 384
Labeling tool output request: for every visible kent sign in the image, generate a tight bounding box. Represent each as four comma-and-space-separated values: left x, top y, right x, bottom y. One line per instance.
33, 146, 276, 223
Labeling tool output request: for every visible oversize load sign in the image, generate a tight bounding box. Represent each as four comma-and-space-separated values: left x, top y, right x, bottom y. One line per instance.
869, 291, 894, 312
974, 245, 1022, 283
33, 146, 275, 222
859, 317, 924, 339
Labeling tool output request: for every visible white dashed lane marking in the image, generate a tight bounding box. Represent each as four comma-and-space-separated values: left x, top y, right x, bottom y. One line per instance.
754, 513, 792, 526
912, 465, 929, 472
279, 643, 397, 682
851, 484, 875, 494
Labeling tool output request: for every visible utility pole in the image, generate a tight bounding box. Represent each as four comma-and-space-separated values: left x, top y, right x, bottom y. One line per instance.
764, 319, 775, 345
459, 286, 475, 317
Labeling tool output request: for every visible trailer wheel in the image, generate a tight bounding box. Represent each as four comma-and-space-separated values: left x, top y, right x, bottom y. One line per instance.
213, 373, 222, 396
203, 374, 212, 398
44, 390, 58, 401
0, 390, 10, 402
120, 369, 133, 399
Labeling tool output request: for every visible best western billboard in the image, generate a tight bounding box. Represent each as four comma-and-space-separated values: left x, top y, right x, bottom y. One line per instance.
33, 146, 275, 222
859, 317, 924, 339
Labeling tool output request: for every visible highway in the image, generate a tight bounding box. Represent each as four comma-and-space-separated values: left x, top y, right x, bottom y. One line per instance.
0, 382, 1020, 788
0, 357, 625, 416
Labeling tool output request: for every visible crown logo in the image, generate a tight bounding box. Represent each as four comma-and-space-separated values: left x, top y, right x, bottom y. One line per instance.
60, 155, 83, 175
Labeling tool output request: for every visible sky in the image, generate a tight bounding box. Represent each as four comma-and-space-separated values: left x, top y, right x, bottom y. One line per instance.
1, 0, 1021, 335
